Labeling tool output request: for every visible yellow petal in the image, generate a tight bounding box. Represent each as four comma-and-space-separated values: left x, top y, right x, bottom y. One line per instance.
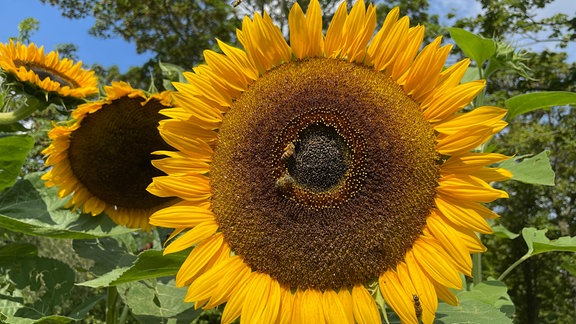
437, 174, 509, 203
185, 255, 245, 304
221, 271, 255, 324
337, 289, 355, 324
434, 106, 508, 135
379, 269, 418, 324
436, 124, 505, 155
277, 286, 294, 324
401, 37, 452, 102
242, 272, 281, 324
300, 289, 326, 323
431, 279, 459, 306
217, 39, 258, 81
351, 285, 380, 324
425, 214, 472, 276
147, 174, 211, 201
288, 2, 307, 59
441, 152, 510, 174
413, 237, 462, 289
423, 80, 486, 122
288, 0, 323, 59
164, 219, 219, 254
343, 0, 376, 62
291, 289, 305, 324
149, 201, 215, 228
176, 233, 224, 286
158, 120, 215, 157
471, 167, 513, 182
322, 289, 351, 324
367, 7, 400, 65
324, 1, 348, 57
405, 252, 438, 324
203, 257, 252, 308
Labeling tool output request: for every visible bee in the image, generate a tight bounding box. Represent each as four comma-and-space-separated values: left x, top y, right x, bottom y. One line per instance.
275, 172, 295, 192
413, 294, 422, 321
281, 142, 295, 161
232, 0, 243, 7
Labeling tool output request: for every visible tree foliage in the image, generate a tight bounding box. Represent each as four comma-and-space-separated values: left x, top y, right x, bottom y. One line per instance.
455, 0, 576, 47
458, 1, 576, 321
41, 0, 240, 68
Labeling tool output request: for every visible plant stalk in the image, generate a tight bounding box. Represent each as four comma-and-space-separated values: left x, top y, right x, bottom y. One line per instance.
106, 286, 119, 324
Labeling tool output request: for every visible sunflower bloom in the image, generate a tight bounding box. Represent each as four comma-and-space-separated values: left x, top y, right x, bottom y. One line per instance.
149, 1, 511, 323
0, 40, 98, 98
42, 82, 175, 230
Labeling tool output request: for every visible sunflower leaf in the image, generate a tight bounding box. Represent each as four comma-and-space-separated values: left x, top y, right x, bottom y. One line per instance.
0, 256, 75, 323
562, 259, 576, 277
436, 280, 514, 323
0, 172, 135, 239
77, 249, 188, 288
448, 28, 496, 66
522, 227, 576, 256
0, 135, 34, 191
498, 151, 555, 186
117, 278, 203, 323
159, 61, 187, 91
491, 224, 520, 239
505, 91, 576, 120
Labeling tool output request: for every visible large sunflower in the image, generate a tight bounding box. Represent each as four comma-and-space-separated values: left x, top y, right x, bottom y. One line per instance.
148, 1, 511, 323
42, 82, 175, 230
0, 40, 98, 99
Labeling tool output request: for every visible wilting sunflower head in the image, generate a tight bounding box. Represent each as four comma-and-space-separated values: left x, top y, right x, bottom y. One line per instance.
0, 40, 98, 99
148, 0, 511, 323
42, 81, 176, 230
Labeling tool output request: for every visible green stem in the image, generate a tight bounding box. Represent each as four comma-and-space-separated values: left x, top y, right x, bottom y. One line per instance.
118, 303, 130, 324
0, 95, 44, 124
472, 253, 483, 285
498, 253, 530, 282
106, 286, 119, 324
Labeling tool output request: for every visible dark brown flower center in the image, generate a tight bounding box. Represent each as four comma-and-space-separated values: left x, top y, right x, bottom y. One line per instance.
68, 96, 173, 210
14, 59, 79, 88
211, 58, 440, 290
287, 123, 348, 192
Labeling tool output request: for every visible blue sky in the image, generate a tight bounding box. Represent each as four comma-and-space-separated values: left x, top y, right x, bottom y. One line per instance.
0, 0, 153, 73
0, 0, 574, 73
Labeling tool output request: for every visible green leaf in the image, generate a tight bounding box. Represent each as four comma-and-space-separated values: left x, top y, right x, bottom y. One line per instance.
505, 91, 576, 120
78, 249, 188, 288
436, 299, 512, 323
73, 236, 138, 275
0, 172, 134, 239
0, 123, 28, 133
436, 280, 514, 323
0, 256, 75, 323
159, 61, 187, 91
499, 151, 555, 186
492, 224, 520, 240
66, 294, 106, 321
461, 66, 481, 83
522, 227, 576, 256
0, 135, 34, 191
0, 243, 37, 257
562, 259, 576, 277
117, 278, 203, 323
32, 316, 75, 324
448, 28, 496, 66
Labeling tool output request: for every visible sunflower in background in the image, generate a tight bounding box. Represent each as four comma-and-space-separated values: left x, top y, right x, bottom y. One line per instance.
0, 40, 97, 99
42, 81, 176, 230
148, 0, 511, 323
